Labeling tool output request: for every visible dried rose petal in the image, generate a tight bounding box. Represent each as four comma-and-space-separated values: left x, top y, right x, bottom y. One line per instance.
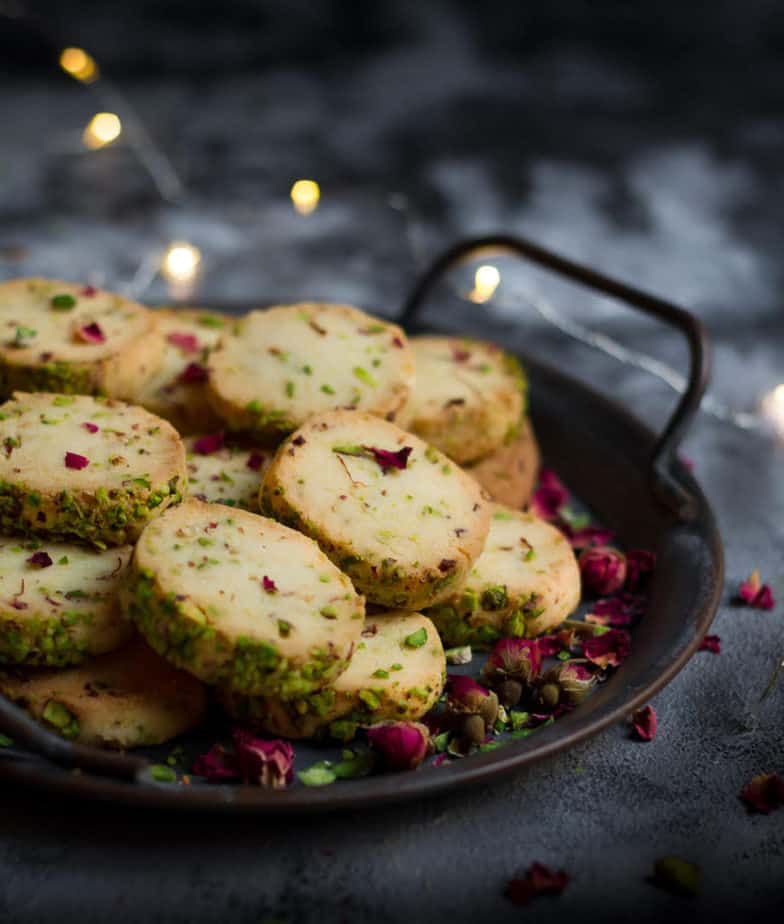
625, 549, 656, 590
631, 704, 657, 741
506, 862, 569, 906
192, 432, 225, 455
581, 628, 631, 668
392, 335, 404, 349
233, 728, 294, 788
76, 322, 106, 344
565, 523, 616, 549
82, 422, 99, 434
178, 362, 208, 384
192, 744, 240, 782
26, 551, 53, 568
579, 546, 627, 596
246, 451, 265, 471
64, 452, 89, 470
586, 593, 647, 627
367, 445, 412, 473
699, 634, 721, 653
366, 721, 430, 771
451, 346, 471, 362
739, 772, 784, 814
262, 575, 277, 593
529, 469, 569, 521
537, 635, 562, 657
738, 570, 775, 609
81, 285, 97, 297
167, 331, 201, 353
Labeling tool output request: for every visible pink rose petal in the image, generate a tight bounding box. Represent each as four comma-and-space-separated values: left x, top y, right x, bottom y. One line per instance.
699, 634, 721, 653
530, 469, 569, 521
581, 628, 631, 668
167, 331, 201, 353
246, 451, 265, 471
739, 772, 784, 814
631, 704, 657, 741
76, 322, 106, 344
82, 422, 99, 434
367, 445, 412, 473
192, 432, 225, 455
65, 452, 89, 470
233, 728, 294, 788
506, 863, 570, 906
178, 362, 208, 384
192, 744, 240, 782
262, 575, 277, 593
625, 549, 656, 590
738, 570, 775, 609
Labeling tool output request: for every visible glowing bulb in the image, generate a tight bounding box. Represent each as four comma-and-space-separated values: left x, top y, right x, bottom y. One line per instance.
762, 383, 784, 438
59, 47, 99, 83
290, 179, 320, 215
83, 112, 122, 149
162, 242, 202, 283
468, 265, 501, 303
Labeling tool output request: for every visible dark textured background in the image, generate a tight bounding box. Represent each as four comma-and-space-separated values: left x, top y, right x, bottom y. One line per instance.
0, 2, 782, 921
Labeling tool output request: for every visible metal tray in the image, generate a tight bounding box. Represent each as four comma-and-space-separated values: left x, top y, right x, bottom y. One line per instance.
0, 234, 723, 812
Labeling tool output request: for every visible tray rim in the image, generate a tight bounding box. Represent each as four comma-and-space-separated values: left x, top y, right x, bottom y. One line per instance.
0, 353, 724, 813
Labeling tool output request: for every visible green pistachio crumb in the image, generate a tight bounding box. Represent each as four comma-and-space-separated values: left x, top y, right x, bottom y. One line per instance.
51, 293, 77, 310
320, 384, 336, 395
320, 605, 338, 619
58, 555, 69, 565
0, 733, 13, 748
298, 763, 336, 786
285, 381, 295, 398
352, 366, 376, 387
403, 627, 428, 649
372, 669, 390, 679
149, 764, 178, 783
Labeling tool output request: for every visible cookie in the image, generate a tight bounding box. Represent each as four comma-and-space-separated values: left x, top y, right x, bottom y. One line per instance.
184, 435, 271, 511
260, 410, 491, 609
123, 500, 364, 698
206, 304, 414, 436
464, 418, 540, 509
0, 637, 208, 748
220, 611, 445, 740
0, 393, 187, 546
397, 336, 527, 464
425, 503, 581, 647
0, 278, 164, 401
0, 539, 133, 666
132, 308, 227, 435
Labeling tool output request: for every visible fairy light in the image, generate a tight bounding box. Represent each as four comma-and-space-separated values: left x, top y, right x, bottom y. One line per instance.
59, 46, 99, 83
161, 241, 201, 283
761, 384, 784, 438
290, 179, 320, 215
82, 112, 122, 149
468, 265, 501, 303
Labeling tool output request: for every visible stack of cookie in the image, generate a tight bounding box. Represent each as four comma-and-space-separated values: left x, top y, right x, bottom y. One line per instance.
0, 278, 580, 749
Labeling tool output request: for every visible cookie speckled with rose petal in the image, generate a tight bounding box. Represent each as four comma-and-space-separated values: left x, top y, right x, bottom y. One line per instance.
206, 304, 414, 436
260, 410, 491, 609
184, 435, 271, 511
220, 610, 445, 739
132, 307, 227, 435
0, 637, 208, 748
0, 392, 186, 546
464, 418, 540, 509
0, 539, 133, 666
424, 503, 581, 647
0, 278, 165, 401
397, 335, 527, 464
123, 500, 364, 698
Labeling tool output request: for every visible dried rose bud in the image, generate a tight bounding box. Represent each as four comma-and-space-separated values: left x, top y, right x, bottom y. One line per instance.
445, 674, 499, 729
366, 721, 430, 771
232, 729, 294, 789
533, 662, 596, 711
483, 637, 542, 687
579, 546, 627, 596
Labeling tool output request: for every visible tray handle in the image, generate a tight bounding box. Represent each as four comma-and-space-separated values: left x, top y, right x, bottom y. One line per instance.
0, 688, 147, 781
400, 233, 710, 521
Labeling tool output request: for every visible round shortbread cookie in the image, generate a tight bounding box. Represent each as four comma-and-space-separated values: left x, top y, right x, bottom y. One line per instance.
424, 503, 581, 647
397, 336, 527, 464
0, 637, 208, 748
206, 304, 415, 436
220, 611, 445, 740
0, 393, 187, 547
464, 418, 540, 509
0, 539, 133, 666
0, 278, 164, 401
259, 410, 491, 609
184, 435, 271, 511
123, 500, 364, 698
132, 308, 227, 435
